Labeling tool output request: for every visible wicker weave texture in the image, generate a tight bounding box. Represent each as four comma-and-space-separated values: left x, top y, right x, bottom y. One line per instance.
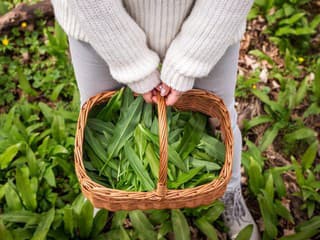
74, 89, 233, 211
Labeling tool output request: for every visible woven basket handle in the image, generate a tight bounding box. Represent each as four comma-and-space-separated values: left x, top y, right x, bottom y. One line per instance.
156, 95, 168, 197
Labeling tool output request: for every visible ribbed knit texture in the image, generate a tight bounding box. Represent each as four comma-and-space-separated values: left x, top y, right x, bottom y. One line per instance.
160, 0, 253, 91
51, 0, 253, 93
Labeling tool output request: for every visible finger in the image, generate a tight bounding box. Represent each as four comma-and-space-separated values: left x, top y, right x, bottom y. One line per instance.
165, 93, 180, 106
143, 92, 153, 103
157, 84, 171, 97
152, 95, 158, 104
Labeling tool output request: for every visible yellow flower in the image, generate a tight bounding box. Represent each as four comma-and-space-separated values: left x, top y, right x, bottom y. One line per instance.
252, 84, 257, 89
2, 38, 9, 46
21, 22, 27, 28
298, 57, 304, 63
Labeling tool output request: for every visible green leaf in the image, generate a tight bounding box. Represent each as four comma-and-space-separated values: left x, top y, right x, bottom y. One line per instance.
194, 217, 218, 240
279, 12, 305, 26
301, 141, 318, 170
274, 200, 294, 223
177, 113, 206, 160
51, 114, 66, 143
0, 143, 22, 169
190, 158, 221, 171
259, 122, 282, 151
5, 182, 22, 211
134, 124, 147, 161
249, 49, 274, 65
310, 14, 320, 29
111, 211, 128, 229
0, 219, 14, 240
129, 210, 157, 240
303, 103, 320, 118
265, 173, 274, 202
158, 221, 172, 239
16, 166, 37, 210
31, 208, 55, 240
38, 103, 53, 122
0, 2, 9, 15
296, 216, 320, 232
145, 143, 159, 179
257, 194, 277, 239
142, 102, 153, 128
103, 227, 130, 240
124, 145, 154, 191
272, 170, 286, 198
295, 78, 308, 106
78, 200, 94, 239
17, 68, 37, 96
50, 83, 65, 101
203, 201, 224, 223
235, 224, 253, 240
145, 210, 169, 225
284, 128, 317, 142
96, 88, 123, 122
198, 134, 225, 162
44, 167, 56, 187
248, 157, 264, 195
243, 115, 273, 131
171, 209, 190, 240
91, 210, 109, 237
101, 96, 143, 173
0, 211, 40, 225
168, 167, 204, 189
138, 124, 187, 171
279, 229, 319, 240
63, 207, 74, 238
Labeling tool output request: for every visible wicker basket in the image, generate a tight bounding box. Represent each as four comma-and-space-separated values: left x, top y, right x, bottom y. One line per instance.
74, 89, 233, 211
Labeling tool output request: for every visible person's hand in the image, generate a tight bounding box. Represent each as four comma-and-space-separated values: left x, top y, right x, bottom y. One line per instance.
142, 83, 166, 104
142, 89, 157, 104
153, 83, 183, 106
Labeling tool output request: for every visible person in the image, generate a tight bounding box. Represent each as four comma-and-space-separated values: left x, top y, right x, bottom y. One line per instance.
51, 1, 260, 239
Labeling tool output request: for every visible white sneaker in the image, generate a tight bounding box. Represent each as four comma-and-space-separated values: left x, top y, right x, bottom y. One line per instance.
221, 186, 261, 240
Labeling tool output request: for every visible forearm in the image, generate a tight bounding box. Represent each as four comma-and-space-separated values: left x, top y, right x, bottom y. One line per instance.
161, 0, 253, 91
69, 0, 160, 86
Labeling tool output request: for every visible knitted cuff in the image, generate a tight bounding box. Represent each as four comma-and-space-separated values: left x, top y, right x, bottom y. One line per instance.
160, 63, 195, 92
127, 70, 161, 94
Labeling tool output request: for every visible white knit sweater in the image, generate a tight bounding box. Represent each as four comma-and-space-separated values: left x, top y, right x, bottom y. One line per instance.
51, 0, 253, 94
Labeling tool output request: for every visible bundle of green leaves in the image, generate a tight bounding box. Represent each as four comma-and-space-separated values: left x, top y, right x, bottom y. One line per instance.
83, 88, 225, 191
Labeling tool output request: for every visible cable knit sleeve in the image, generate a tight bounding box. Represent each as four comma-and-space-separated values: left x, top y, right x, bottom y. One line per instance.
68, 0, 160, 93
160, 0, 254, 92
